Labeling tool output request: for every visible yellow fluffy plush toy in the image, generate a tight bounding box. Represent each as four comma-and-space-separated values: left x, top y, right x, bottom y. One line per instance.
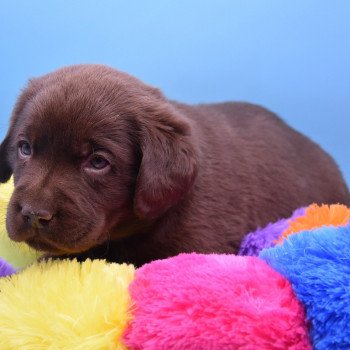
0, 179, 41, 269
0, 259, 135, 349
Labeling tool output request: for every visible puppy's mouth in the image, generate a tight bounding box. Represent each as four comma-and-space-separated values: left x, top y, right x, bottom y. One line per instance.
25, 229, 107, 255
7, 201, 109, 255
26, 237, 65, 254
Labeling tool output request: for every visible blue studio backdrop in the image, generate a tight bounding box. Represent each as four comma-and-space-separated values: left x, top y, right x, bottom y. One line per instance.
0, 1, 349, 184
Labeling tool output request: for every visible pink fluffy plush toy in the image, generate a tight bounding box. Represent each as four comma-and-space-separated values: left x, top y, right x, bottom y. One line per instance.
124, 253, 311, 349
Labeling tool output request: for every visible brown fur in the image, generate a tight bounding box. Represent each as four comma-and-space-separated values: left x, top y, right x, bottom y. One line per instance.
0, 64, 349, 266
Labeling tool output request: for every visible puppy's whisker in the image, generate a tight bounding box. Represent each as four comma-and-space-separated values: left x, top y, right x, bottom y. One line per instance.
102, 231, 111, 257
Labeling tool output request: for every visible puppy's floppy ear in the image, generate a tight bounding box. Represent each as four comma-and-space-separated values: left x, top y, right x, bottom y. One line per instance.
0, 78, 41, 183
134, 103, 198, 220
0, 135, 13, 183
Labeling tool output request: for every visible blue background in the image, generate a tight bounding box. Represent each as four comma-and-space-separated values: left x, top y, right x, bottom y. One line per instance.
1, 1, 349, 184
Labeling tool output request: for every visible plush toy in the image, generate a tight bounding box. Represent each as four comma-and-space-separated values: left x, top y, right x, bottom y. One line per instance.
1, 178, 350, 349
0, 259, 134, 349
0, 257, 15, 278
240, 203, 350, 256
239, 206, 306, 256
124, 253, 311, 350
261, 224, 350, 349
0, 179, 42, 273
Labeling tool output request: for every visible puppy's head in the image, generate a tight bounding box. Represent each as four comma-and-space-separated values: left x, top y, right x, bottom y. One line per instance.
0, 65, 197, 255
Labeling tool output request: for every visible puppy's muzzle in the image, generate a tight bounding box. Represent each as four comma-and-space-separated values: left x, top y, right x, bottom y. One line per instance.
21, 206, 53, 229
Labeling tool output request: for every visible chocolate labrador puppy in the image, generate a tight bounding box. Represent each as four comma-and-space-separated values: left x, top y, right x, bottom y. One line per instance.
0, 65, 349, 266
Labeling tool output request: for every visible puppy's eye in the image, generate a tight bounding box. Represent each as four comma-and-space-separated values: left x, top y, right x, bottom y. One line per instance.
90, 155, 110, 170
19, 141, 32, 157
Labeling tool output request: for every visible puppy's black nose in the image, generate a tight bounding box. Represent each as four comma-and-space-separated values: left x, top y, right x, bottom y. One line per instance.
21, 206, 53, 229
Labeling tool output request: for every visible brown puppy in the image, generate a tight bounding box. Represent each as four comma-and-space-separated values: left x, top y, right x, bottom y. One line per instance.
0, 65, 349, 266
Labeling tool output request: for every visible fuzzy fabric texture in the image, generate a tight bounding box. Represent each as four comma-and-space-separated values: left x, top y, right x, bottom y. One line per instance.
0, 259, 135, 350
0, 178, 41, 268
277, 203, 350, 243
260, 224, 350, 350
0, 258, 16, 277
124, 253, 311, 350
239, 207, 305, 256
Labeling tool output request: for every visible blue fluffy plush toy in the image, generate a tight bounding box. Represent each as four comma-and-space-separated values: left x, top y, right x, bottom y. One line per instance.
261, 224, 350, 349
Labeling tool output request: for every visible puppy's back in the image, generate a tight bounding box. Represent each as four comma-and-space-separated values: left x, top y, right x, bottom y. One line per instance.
174, 101, 350, 233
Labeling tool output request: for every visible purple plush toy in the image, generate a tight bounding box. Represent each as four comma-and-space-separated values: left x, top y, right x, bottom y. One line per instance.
239, 207, 306, 256
0, 258, 16, 278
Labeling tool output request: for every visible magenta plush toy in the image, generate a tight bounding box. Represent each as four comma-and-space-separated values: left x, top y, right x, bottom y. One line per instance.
124, 253, 311, 349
